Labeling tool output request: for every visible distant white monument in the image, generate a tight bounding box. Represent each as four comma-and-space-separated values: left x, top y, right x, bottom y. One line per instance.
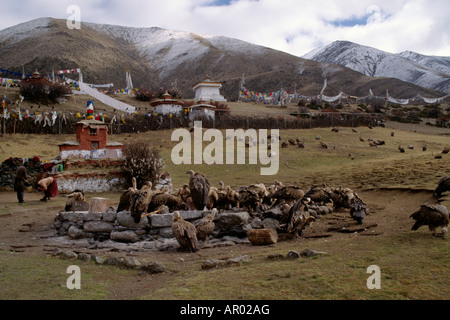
193, 76, 227, 102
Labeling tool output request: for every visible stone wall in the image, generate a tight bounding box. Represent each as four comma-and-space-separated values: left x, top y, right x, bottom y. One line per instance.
0, 157, 42, 191
54, 206, 252, 244
57, 172, 126, 193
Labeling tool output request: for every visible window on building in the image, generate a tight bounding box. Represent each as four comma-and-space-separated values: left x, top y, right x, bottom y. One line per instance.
91, 141, 99, 150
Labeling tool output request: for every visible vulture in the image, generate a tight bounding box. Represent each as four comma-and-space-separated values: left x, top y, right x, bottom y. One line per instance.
286, 197, 316, 238
320, 142, 328, 149
194, 208, 217, 245
331, 128, 339, 133
117, 177, 138, 213
434, 176, 450, 198
207, 183, 229, 210
350, 198, 367, 225
172, 211, 200, 252
281, 141, 289, 148
226, 186, 240, 209
410, 204, 449, 238
269, 185, 305, 207
176, 184, 191, 203
129, 182, 154, 223
288, 138, 296, 146
238, 183, 269, 213
297, 141, 305, 148
187, 170, 210, 211
304, 186, 332, 205
147, 190, 186, 212
423, 145, 427, 152
398, 146, 406, 153
328, 186, 356, 210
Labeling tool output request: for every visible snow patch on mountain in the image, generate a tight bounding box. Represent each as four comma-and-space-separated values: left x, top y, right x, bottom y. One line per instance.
0, 17, 53, 45
303, 41, 450, 93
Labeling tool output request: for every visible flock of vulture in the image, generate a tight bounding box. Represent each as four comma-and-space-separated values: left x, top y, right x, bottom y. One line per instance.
109, 169, 450, 252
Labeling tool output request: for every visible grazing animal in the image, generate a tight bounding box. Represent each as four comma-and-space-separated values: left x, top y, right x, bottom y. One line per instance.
172, 211, 200, 252
194, 209, 217, 245
286, 197, 316, 238
434, 176, 450, 198
350, 198, 367, 224
187, 170, 210, 211
410, 204, 449, 238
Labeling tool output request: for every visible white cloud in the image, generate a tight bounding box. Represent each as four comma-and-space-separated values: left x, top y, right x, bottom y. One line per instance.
0, 0, 449, 56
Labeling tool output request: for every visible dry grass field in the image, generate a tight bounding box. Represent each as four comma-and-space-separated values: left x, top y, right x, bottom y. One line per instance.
0, 98, 449, 302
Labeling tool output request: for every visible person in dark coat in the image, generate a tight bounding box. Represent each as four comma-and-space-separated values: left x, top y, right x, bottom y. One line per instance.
14, 166, 30, 203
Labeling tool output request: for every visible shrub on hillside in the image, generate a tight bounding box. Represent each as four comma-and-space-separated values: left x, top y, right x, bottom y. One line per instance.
20, 79, 71, 104
122, 142, 165, 189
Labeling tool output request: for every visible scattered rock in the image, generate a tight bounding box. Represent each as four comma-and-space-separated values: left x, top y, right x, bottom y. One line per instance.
140, 261, 166, 274
300, 248, 328, 258
287, 250, 300, 259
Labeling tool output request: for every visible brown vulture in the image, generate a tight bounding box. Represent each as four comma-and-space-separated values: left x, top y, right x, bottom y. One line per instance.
434, 176, 450, 198
269, 185, 305, 207
304, 186, 332, 205
285, 197, 316, 238
117, 177, 138, 213
129, 182, 154, 223
172, 211, 200, 252
187, 170, 210, 211
411, 204, 449, 238
147, 191, 186, 212
194, 208, 217, 245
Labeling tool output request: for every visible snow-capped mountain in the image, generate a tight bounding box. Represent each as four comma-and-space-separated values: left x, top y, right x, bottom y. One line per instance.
0, 18, 445, 99
303, 41, 450, 94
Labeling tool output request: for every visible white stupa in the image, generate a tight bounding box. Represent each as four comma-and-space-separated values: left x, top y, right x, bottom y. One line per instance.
192, 75, 227, 102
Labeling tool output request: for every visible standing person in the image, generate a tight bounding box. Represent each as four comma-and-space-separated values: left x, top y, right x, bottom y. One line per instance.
14, 166, 30, 203
36, 176, 59, 202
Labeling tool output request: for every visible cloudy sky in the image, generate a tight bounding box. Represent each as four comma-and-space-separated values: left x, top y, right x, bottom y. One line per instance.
1, 0, 449, 57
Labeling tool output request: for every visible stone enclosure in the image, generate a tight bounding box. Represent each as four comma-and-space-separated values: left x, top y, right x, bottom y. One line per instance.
54, 197, 255, 251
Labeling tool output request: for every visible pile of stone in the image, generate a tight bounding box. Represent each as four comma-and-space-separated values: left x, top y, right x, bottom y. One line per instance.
0, 157, 43, 191
54, 197, 254, 248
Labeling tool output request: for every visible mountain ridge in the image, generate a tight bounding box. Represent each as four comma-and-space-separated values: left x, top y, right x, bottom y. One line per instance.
0, 18, 446, 100
303, 40, 450, 94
